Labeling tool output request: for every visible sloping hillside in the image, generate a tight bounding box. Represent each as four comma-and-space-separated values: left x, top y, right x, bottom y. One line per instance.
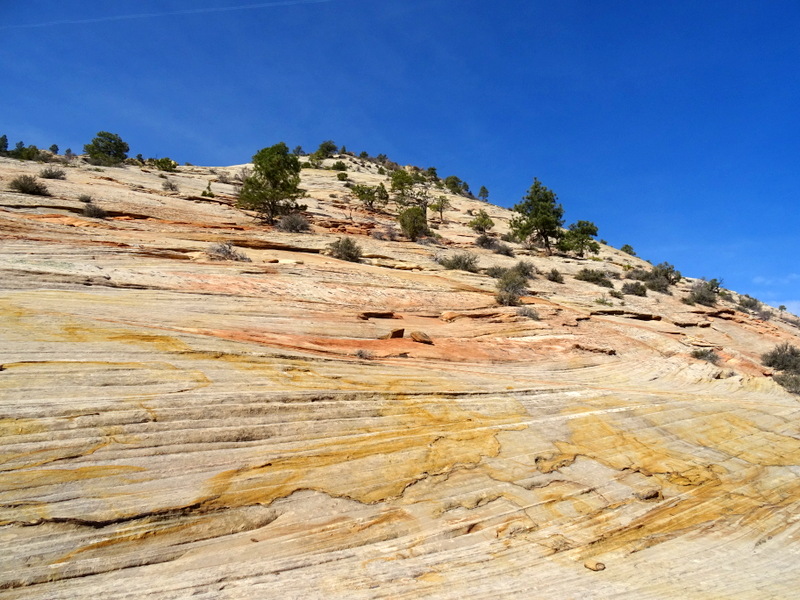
2, 154, 799, 599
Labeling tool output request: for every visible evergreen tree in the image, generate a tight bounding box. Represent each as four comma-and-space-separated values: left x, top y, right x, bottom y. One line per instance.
469, 209, 494, 233
84, 131, 129, 165
397, 206, 428, 241
236, 142, 306, 224
510, 178, 564, 254
558, 220, 600, 257
0, 135, 8, 154
478, 186, 489, 201
49, 144, 59, 154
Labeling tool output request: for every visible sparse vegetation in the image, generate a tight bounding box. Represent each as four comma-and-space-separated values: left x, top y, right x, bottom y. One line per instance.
277, 212, 311, 233
9, 175, 49, 196
683, 279, 721, 307
205, 242, 251, 262
517, 306, 540, 320
153, 157, 178, 172
738, 294, 761, 313
162, 179, 179, 192
620, 244, 636, 255
39, 166, 66, 180
78, 194, 93, 203
328, 237, 362, 262
627, 262, 681, 293
82, 203, 107, 219
336, 172, 348, 181
494, 242, 515, 257
691, 348, 720, 364
621, 281, 647, 296
762, 342, 800, 394
437, 252, 479, 272
546, 268, 564, 283
575, 268, 614, 288
496, 270, 527, 306
355, 349, 375, 360
594, 295, 613, 306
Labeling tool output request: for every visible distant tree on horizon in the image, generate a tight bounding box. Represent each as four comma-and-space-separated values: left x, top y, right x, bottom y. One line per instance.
558, 220, 600, 257
84, 131, 129, 166
478, 185, 489, 202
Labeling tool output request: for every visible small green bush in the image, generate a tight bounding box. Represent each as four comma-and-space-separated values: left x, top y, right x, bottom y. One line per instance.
620, 244, 636, 255
162, 179, 179, 192
328, 237, 362, 262
39, 166, 66, 180
609, 289, 624, 300
9, 175, 49, 196
546, 268, 564, 283
774, 373, 800, 394
78, 194, 93, 203
475, 234, 498, 249
510, 260, 536, 279
683, 281, 718, 307
691, 348, 720, 364
336, 172, 348, 181
485, 266, 508, 279
397, 206, 428, 241
153, 157, 178, 172
575, 268, 613, 288
496, 270, 527, 306
621, 281, 647, 296
762, 342, 800, 373
331, 160, 348, 171
277, 213, 310, 233
594, 295, 613, 306
738, 295, 761, 312
468, 209, 494, 233
438, 252, 479, 272
83, 203, 107, 219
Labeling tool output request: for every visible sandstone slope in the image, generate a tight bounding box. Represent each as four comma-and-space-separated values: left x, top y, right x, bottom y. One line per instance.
1, 155, 799, 599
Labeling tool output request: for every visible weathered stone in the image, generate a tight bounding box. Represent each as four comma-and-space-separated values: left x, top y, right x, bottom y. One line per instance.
380, 328, 404, 339
410, 331, 434, 344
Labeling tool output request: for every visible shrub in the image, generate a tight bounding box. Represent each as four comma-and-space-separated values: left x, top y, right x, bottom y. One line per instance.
620, 244, 636, 255
83, 203, 107, 219
738, 295, 761, 312
500, 232, 517, 243
355, 349, 375, 360
328, 237, 362, 262
475, 234, 498, 249
575, 268, 613, 288
9, 175, 49, 196
336, 172, 348, 181
762, 342, 800, 373
595, 295, 613, 306
205, 242, 251, 262
469, 209, 494, 233
494, 242, 515, 257
331, 160, 348, 171
277, 212, 310, 233
162, 179, 179, 192
438, 252, 479, 272
397, 206, 428, 241
371, 225, 398, 241
517, 306, 540, 320
496, 270, 527, 306
683, 280, 718, 307
546, 268, 564, 283
691, 348, 720, 364
39, 166, 66, 179
621, 281, 647, 296
609, 289, 624, 300
510, 260, 536, 279
78, 194, 93, 203
774, 373, 800, 394
153, 157, 177, 172
486, 266, 508, 279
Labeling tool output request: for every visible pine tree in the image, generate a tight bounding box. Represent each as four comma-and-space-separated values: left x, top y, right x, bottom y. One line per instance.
510, 178, 564, 254
236, 142, 306, 224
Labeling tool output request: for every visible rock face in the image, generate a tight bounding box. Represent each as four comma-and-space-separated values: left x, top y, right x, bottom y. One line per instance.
1, 155, 800, 599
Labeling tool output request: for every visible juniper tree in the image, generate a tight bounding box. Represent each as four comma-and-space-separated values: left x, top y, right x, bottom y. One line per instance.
236, 142, 306, 224
510, 178, 564, 254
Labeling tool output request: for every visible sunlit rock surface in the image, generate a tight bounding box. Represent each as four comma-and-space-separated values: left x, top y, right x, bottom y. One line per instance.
1, 156, 799, 599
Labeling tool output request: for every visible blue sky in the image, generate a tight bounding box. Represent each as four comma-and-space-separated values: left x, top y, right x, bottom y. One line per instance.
2, 1, 799, 312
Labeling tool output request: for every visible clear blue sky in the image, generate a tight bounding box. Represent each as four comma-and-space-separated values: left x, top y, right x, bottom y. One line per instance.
3, 1, 799, 312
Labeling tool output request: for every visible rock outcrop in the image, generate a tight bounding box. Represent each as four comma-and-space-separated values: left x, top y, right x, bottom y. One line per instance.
1, 155, 799, 599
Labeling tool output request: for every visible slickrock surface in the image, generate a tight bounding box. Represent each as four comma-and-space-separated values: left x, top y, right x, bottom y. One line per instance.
2, 155, 799, 599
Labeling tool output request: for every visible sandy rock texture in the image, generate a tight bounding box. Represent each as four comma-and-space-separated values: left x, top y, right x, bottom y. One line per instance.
1, 155, 799, 599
